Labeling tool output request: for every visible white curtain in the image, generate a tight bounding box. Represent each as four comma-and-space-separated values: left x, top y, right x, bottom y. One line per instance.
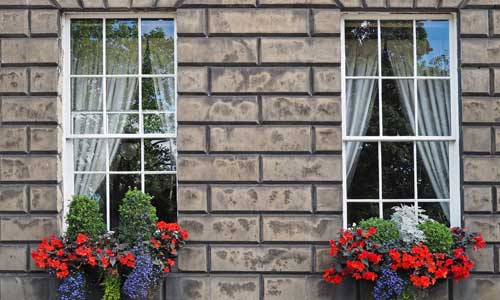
386, 42, 450, 220
345, 39, 379, 185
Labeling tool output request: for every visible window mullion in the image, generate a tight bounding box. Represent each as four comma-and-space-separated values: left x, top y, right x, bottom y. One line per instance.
377, 19, 383, 218
138, 18, 146, 193
413, 19, 419, 214
102, 17, 111, 231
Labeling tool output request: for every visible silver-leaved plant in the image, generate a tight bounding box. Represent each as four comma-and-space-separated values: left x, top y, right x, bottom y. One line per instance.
390, 205, 428, 245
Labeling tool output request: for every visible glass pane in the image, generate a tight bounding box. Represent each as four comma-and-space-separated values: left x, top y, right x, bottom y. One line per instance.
347, 142, 378, 199
73, 113, 103, 134
74, 139, 106, 171
145, 174, 177, 222
106, 78, 139, 111
144, 113, 175, 134
109, 139, 141, 171
144, 139, 176, 171
347, 203, 379, 225
71, 19, 103, 75
417, 20, 449, 76
382, 142, 414, 199
142, 19, 175, 74
142, 77, 175, 111
106, 19, 138, 75
109, 174, 141, 229
383, 202, 407, 220
71, 78, 103, 111
419, 202, 450, 225
74, 174, 106, 213
417, 79, 451, 136
346, 79, 379, 136
381, 20, 413, 77
107, 114, 139, 134
382, 79, 414, 136
417, 142, 449, 199
345, 20, 378, 76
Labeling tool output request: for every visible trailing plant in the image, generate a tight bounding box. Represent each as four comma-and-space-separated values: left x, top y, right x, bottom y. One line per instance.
418, 220, 453, 253
391, 205, 428, 245
119, 189, 158, 245
122, 245, 160, 300
102, 274, 121, 300
358, 218, 399, 243
57, 271, 86, 300
66, 195, 106, 241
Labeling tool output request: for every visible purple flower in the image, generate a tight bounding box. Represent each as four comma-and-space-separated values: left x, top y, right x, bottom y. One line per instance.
58, 272, 86, 300
373, 266, 404, 300
122, 247, 160, 300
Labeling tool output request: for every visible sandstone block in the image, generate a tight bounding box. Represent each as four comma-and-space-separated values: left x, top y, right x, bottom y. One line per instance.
1, 39, 58, 64
262, 96, 341, 122
313, 67, 341, 93
463, 127, 491, 153
164, 276, 209, 300
0, 127, 27, 152
0, 245, 27, 271
467, 246, 495, 272
315, 126, 341, 151
177, 9, 205, 34
454, 276, 500, 300
461, 10, 489, 35
211, 246, 312, 272
462, 68, 489, 93
0, 217, 59, 241
0, 156, 58, 181
178, 245, 207, 272
178, 96, 258, 123
262, 156, 342, 181
30, 10, 58, 34
211, 67, 310, 93
30, 67, 58, 93
364, 0, 384, 7
464, 157, 500, 182
210, 276, 259, 300
0, 68, 28, 94
178, 185, 207, 211
30, 185, 60, 212
464, 186, 493, 212
312, 9, 340, 34
388, 0, 413, 6
262, 216, 341, 242
316, 185, 342, 212
415, 0, 438, 7
264, 276, 352, 300
177, 156, 259, 181
179, 38, 257, 63
178, 67, 208, 93
1, 97, 58, 123
261, 38, 340, 63
178, 126, 206, 152
0, 185, 27, 212
462, 39, 500, 64
30, 127, 59, 152
463, 98, 500, 123
179, 215, 259, 242
210, 126, 311, 152
0, 10, 28, 36
0, 277, 56, 300
464, 215, 500, 242
211, 185, 312, 211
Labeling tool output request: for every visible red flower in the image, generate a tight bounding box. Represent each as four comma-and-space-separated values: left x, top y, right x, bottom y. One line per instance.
346, 260, 365, 272
119, 252, 136, 268
157, 221, 168, 231
329, 240, 339, 256
410, 275, 431, 288
75, 233, 88, 245
472, 235, 486, 250
167, 259, 175, 266
181, 230, 189, 240
101, 256, 109, 269
362, 271, 377, 281
150, 237, 161, 248
163, 266, 170, 273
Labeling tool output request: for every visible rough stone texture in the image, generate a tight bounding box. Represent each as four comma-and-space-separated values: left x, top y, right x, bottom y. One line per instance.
462, 39, 500, 64
467, 246, 495, 272
211, 246, 312, 272
462, 68, 490, 93
464, 157, 500, 182
0, 245, 27, 271
0, 217, 59, 241
211, 68, 310, 93
262, 156, 342, 181
1, 97, 58, 123
0, 68, 28, 94
0, 127, 27, 152
179, 38, 258, 63
0, 186, 27, 212
210, 276, 259, 300
463, 127, 491, 153
261, 38, 340, 63
178, 185, 207, 211
30, 185, 60, 212
464, 186, 493, 212
463, 98, 500, 123
454, 276, 500, 300
1, 39, 58, 64
30, 127, 59, 152
262, 96, 341, 122
210, 126, 311, 152
178, 67, 208, 93
0, 10, 28, 36
315, 126, 341, 151
211, 186, 312, 211
178, 245, 207, 272
178, 156, 259, 182
0, 277, 57, 300
262, 216, 341, 242
313, 67, 341, 93
179, 215, 260, 242
264, 276, 351, 300
177, 9, 205, 34
460, 10, 489, 35
312, 9, 340, 34
30, 10, 58, 35
30, 67, 58, 93
464, 215, 500, 242
0, 156, 58, 181
316, 185, 342, 212
178, 96, 258, 123
178, 126, 206, 152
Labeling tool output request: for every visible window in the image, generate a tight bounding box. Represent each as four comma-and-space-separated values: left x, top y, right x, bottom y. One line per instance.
63, 15, 177, 231
341, 15, 459, 226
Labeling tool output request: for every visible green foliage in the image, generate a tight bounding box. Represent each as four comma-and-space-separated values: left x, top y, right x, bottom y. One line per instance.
358, 218, 399, 243
418, 220, 453, 253
66, 195, 106, 241
118, 188, 158, 244
102, 274, 121, 300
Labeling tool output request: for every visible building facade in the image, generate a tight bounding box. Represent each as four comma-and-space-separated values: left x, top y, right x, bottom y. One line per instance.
0, 0, 499, 299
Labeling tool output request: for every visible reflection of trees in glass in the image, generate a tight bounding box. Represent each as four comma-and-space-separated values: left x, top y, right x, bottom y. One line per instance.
71, 19, 103, 74
106, 19, 138, 74
417, 21, 449, 76
142, 20, 174, 74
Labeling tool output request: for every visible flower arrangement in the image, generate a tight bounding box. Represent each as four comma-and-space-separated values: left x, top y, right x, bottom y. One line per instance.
323, 205, 486, 300
31, 190, 189, 300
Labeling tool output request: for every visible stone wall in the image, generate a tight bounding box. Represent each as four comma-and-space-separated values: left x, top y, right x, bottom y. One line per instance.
0, 0, 499, 300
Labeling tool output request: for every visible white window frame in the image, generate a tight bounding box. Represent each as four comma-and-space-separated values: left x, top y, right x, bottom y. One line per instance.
61, 12, 178, 231
340, 13, 460, 227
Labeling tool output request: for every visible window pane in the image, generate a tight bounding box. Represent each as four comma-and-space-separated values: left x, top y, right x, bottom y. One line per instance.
142, 77, 175, 111
73, 114, 103, 134
417, 142, 449, 199
419, 202, 449, 225
144, 113, 175, 134
382, 142, 414, 199
381, 20, 413, 77
417, 20, 449, 76
109, 174, 141, 230
346, 79, 379, 136
145, 174, 177, 222
345, 20, 378, 76
71, 19, 103, 75
109, 139, 141, 172
106, 78, 139, 111
417, 79, 451, 136
142, 19, 175, 74
382, 79, 414, 136
71, 78, 103, 111
74, 139, 106, 172
347, 203, 379, 224
347, 142, 378, 199
74, 174, 106, 210
106, 19, 138, 75
108, 114, 139, 134
144, 139, 176, 171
